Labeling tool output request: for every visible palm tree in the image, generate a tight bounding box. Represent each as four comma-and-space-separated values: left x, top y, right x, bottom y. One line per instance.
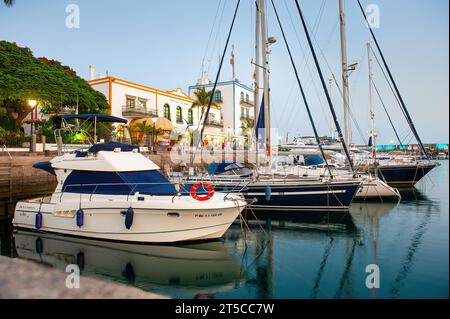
240, 118, 255, 136
133, 120, 153, 146
240, 118, 255, 149
3, 0, 15, 7
190, 87, 220, 128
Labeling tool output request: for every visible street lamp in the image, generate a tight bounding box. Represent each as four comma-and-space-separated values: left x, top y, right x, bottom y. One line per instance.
151, 116, 158, 154
27, 99, 37, 152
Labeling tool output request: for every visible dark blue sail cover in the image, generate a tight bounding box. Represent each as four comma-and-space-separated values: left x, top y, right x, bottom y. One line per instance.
255, 93, 265, 140
62, 170, 176, 195
88, 142, 139, 153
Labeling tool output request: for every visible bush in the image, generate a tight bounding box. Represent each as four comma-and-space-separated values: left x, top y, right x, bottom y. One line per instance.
0, 127, 25, 146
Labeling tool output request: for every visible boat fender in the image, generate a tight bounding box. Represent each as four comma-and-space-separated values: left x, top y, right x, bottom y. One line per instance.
123, 262, 135, 283
265, 185, 272, 201
76, 208, 84, 227
35, 237, 43, 254
125, 207, 134, 229
35, 211, 43, 230
77, 252, 85, 271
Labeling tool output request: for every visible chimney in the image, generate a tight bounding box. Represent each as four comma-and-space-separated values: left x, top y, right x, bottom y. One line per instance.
89, 65, 94, 81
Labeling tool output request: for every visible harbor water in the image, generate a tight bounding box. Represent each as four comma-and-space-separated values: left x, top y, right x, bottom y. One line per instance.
0, 161, 448, 299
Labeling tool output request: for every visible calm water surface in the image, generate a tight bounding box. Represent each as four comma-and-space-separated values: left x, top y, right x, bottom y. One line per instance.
0, 161, 448, 299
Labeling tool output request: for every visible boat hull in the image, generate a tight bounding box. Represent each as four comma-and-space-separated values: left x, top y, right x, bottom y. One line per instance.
376, 163, 436, 187
354, 178, 400, 200
13, 197, 245, 243
211, 181, 361, 211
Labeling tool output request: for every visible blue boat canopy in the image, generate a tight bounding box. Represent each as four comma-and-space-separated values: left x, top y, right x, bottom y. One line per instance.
32, 161, 56, 176
303, 155, 324, 166
61, 114, 128, 124
208, 161, 245, 175
88, 142, 139, 153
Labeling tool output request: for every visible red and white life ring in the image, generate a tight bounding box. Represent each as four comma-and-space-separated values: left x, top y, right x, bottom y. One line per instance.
190, 182, 215, 201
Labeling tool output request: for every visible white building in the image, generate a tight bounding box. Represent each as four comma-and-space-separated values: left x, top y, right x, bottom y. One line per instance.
188, 78, 255, 146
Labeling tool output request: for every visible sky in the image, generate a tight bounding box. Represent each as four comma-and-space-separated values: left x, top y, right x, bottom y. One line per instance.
0, 0, 448, 144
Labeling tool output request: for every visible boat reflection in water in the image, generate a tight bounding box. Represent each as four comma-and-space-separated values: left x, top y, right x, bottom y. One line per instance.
13, 231, 245, 296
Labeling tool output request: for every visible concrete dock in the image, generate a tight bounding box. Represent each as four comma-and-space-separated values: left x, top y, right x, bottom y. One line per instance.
0, 255, 166, 298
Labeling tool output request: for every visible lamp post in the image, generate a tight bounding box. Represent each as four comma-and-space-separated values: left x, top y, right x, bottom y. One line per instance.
151, 116, 158, 154
27, 99, 37, 153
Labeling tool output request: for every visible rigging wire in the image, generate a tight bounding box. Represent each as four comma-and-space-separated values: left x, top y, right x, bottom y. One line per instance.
199, 0, 241, 144
280, 0, 328, 133
357, 0, 428, 158
372, 79, 404, 147
270, 0, 333, 178
199, 0, 223, 79
295, 0, 355, 172
206, 0, 227, 76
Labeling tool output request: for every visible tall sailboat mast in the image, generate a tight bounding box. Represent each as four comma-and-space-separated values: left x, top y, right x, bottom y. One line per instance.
254, 0, 261, 166
259, 0, 272, 164
367, 42, 377, 175
339, 0, 352, 146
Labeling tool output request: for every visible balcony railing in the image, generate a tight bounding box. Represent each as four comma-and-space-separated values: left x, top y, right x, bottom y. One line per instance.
205, 118, 224, 127
240, 99, 254, 106
240, 115, 253, 121
122, 106, 157, 118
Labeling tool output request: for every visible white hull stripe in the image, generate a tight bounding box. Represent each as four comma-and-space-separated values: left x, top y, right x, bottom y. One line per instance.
246, 190, 346, 196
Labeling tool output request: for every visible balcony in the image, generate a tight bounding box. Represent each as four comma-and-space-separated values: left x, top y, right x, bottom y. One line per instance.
122, 106, 157, 119
240, 115, 253, 121
240, 98, 254, 107
205, 118, 224, 128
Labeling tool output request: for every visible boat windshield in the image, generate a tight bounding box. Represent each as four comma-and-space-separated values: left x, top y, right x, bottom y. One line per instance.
62, 170, 176, 195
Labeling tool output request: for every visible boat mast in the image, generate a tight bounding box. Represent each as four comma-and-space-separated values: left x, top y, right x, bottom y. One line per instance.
260, 0, 271, 165
254, 0, 261, 166
367, 42, 377, 175
339, 0, 352, 146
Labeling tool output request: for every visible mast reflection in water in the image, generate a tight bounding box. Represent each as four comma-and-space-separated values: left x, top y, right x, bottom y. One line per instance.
0, 162, 448, 298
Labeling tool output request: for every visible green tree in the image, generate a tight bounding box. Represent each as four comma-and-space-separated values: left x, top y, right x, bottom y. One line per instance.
0, 41, 109, 127
190, 87, 220, 126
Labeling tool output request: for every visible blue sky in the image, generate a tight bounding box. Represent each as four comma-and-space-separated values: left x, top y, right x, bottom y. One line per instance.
1, 0, 448, 144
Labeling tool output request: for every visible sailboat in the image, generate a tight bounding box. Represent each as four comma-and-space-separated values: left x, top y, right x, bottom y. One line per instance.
172, 0, 362, 211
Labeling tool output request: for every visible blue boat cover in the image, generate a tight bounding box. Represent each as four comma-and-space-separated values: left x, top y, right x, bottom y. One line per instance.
304, 155, 324, 166
61, 114, 127, 124
208, 161, 245, 175
32, 161, 56, 176
88, 142, 139, 153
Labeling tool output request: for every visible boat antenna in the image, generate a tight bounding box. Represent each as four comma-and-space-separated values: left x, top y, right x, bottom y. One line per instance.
356, 0, 428, 159
270, 0, 333, 178
199, 0, 241, 145
294, 0, 355, 172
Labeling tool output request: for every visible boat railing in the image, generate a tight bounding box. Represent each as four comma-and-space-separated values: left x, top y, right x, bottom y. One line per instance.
58, 181, 244, 202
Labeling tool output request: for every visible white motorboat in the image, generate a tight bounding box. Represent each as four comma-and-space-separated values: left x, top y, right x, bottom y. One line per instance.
13, 142, 247, 243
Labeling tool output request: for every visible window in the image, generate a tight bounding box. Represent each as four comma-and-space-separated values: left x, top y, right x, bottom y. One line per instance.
246, 108, 249, 117
62, 170, 176, 195
188, 109, 194, 124
245, 93, 249, 103
240, 92, 244, 101
138, 98, 147, 109
214, 90, 222, 102
164, 104, 171, 120
176, 106, 183, 123
126, 96, 136, 108
241, 107, 245, 118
